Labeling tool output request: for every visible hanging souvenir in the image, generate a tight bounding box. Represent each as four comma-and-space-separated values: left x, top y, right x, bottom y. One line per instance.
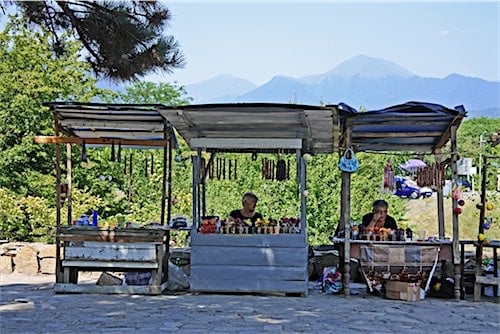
338, 147, 359, 173
382, 160, 395, 193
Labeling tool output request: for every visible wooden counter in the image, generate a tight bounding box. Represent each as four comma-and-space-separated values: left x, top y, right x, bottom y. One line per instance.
55, 227, 169, 295
190, 232, 308, 296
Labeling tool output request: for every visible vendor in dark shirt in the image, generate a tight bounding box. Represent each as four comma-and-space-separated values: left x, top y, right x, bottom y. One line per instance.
361, 199, 398, 230
228, 192, 263, 224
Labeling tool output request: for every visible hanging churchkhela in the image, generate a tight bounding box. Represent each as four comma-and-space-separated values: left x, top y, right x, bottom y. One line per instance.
150, 153, 154, 175
110, 142, 116, 162
276, 158, 287, 181
81, 140, 87, 162
123, 154, 127, 175
117, 143, 122, 163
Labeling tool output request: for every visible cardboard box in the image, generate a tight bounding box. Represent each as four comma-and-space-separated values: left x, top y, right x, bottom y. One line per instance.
385, 280, 421, 301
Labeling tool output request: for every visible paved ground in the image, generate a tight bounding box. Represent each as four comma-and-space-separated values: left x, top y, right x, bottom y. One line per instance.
0, 273, 499, 334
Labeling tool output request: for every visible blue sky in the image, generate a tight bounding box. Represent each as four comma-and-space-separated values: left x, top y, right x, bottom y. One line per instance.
147, 0, 500, 86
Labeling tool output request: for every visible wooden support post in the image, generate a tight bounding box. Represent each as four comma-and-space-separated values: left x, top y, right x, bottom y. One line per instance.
450, 125, 461, 299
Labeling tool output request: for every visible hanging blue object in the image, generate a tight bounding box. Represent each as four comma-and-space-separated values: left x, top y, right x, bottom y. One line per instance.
338, 147, 359, 173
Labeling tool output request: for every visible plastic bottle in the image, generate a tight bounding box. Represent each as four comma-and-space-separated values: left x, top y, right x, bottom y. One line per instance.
92, 210, 98, 227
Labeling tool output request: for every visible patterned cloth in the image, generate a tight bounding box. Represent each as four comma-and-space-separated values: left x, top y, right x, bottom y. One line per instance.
123, 271, 152, 285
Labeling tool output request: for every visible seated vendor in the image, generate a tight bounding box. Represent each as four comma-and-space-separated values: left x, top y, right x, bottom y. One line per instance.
361, 199, 398, 230
228, 192, 263, 225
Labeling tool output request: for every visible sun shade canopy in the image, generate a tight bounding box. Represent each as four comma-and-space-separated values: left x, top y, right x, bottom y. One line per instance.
43, 102, 173, 147
41, 101, 466, 155
158, 103, 343, 154
337, 101, 466, 154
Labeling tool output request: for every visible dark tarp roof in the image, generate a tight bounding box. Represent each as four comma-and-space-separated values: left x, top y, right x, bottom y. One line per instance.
336, 101, 466, 153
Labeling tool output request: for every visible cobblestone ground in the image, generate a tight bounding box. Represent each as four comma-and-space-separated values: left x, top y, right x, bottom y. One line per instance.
0, 273, 499, 334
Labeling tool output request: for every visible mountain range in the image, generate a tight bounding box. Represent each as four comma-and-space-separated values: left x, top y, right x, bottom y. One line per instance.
185, 55, 499, 118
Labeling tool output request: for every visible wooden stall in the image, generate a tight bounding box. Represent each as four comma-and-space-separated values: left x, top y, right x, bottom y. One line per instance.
335, 102, 467, 299
35, 103, 175, 294
159, 103, 346, 296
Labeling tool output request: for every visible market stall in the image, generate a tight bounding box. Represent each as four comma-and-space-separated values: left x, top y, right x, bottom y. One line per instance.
334, 101, 466, 299
159, 103, 346, 295
35, 102, 175, 294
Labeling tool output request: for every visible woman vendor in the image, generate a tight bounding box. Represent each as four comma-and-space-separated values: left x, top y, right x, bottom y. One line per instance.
228, 192, 263, 225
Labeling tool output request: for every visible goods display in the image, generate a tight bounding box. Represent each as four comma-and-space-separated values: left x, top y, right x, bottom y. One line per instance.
199, 216, 301, 234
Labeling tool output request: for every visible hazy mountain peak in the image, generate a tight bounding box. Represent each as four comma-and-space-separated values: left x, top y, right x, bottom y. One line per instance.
185, 74, 257, 103
300, 54, 415, 84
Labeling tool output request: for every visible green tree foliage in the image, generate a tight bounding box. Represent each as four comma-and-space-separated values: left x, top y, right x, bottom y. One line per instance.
0, 18, 109, 241
0, 18, 102, 194
3, 1, 185, 81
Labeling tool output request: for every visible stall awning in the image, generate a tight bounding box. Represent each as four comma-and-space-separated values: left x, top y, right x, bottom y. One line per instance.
42, 102, 173, 147
337, 101, 466, 153
159, 103, 344, 154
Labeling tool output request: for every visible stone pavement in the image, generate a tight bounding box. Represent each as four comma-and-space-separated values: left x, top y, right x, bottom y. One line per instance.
0, 273, 499, 334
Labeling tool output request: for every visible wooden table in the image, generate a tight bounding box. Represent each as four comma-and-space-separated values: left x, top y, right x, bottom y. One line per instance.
331, 239, 454, 296
55, 227, 170, 295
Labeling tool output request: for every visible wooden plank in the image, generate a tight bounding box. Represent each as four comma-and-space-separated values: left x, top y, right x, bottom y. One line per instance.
475, 276, 500, 286
54, 283, 163, 295
190, 279, 307, 295
190, 138, 302, 150
191, 245, 307, 267
34, 136, 168, 147
190, 264, 307, 281
64, 244, 157, 262
57, 228, 167, 243
61, 260, 157, 269
190, 233, 306, 247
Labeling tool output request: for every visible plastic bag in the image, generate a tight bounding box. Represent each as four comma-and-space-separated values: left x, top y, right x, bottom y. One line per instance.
338, 148, 359, 173
321, 266, 343, 295
166, 261, 190, 291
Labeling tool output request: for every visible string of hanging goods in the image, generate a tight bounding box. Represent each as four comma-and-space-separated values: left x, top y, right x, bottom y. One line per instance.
117, 143, 122, 162
81, 140, 87, 162
150, 153, 154, 175
111, 143, 116, 162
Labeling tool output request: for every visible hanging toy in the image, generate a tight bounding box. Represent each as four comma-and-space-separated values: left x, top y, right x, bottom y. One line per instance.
486, 202, 494, 211
454, 207, 462, 215
483, 222, 491, 230
457, 199, 465, 206
451, 185, 463, 200
478, 233, 486, 242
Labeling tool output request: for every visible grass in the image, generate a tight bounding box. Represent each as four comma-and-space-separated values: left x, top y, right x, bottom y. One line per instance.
403, 191, 500, 241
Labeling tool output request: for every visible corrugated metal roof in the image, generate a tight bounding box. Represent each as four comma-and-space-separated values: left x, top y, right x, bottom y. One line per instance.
44, 102, 168, 142
158, 103, 343, 154
42, 101, 466, 155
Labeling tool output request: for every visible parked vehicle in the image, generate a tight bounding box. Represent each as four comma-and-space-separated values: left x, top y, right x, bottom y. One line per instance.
394, 176, 432, 199
457, 178, 472, 191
